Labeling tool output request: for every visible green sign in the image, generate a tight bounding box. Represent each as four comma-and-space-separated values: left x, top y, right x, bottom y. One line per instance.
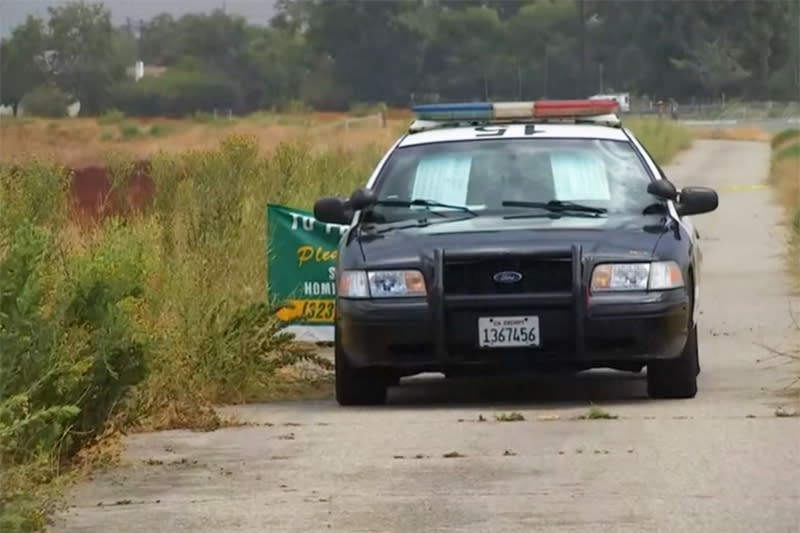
266, 204, 348, 326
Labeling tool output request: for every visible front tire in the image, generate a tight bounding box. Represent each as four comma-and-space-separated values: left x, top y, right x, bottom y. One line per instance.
647, 323, 699, 399
335, 341, 387, 406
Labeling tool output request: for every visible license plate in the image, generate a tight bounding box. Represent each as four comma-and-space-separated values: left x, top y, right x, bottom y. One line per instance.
478, 316, 540, 348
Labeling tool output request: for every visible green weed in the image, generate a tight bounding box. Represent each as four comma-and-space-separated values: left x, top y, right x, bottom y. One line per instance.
771, 128, 800, 148
495, 412, 525, 422
578, 405, 619, 420
148, 124, 173, 137
626, 117, 693, 165
0, 134, 384, 529
118, 123, 142, 140
97, 109, 126, 125
775, 143, 800, 162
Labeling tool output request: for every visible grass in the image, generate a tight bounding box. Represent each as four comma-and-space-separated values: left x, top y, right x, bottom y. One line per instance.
689, 126, 771, 142
625, 117, 693, 164
0, 112, 399, 168
97, 109, 125, 125
118, 123, 143, 140
578, 405, 619, 420
148, 123, 174, 138
494, 412, 525, 422
767, 129, 800, 278
766, 128, 800, 399
0, 116, 34, 128
775, 143, 800, 162
770, 128, 800, 149
0, 115, 690, 530
0, 135, 384, 529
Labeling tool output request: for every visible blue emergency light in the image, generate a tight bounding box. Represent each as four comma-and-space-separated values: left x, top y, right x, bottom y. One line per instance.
411, 99, 619, 123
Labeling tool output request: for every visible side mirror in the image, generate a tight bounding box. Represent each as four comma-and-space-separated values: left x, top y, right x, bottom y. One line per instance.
647, 179, 678, 201
676, 187, 718, 216
349, 187, 377, 210
313, 196, 352, 225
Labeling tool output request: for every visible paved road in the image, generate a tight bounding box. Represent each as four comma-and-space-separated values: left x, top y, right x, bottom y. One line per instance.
681, 117, 800, 133
52, 140, 800, 533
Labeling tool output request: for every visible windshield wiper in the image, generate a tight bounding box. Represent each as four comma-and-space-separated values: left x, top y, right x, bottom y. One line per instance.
375, 198, 478, 216
366, 213, 476, 235
502, 199, 607, 215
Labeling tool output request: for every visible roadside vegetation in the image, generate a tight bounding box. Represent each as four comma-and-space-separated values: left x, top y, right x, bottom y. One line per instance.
625, 117, 693, 164
768, 128, 800, 280
0, 134, 380, 530
0, 114, 688, 530
766, 128, 800, 400
689, 126, 772, 143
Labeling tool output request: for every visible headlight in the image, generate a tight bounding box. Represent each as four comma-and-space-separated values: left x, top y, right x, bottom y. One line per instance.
591, 261, 683, 291
647, 261, 685, 290
338, 269, 426, 298
338, 270, 370, 298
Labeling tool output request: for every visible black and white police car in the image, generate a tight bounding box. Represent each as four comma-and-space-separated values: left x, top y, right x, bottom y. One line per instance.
313, 99, 718, 405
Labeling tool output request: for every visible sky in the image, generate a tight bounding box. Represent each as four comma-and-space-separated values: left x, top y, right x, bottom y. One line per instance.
0, 0, 279, 38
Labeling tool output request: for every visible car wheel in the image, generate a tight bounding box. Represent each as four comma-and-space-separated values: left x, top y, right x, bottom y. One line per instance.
647, 323, 699, 399
335, 341, 387, 406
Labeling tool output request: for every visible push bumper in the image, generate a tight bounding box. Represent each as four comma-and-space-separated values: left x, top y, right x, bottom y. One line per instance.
337, 246, 690, 370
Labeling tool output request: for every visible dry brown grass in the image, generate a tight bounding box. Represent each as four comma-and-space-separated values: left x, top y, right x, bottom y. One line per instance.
0, 114, 403, 168
768, 137, 800, 284
689, 126, 772, 142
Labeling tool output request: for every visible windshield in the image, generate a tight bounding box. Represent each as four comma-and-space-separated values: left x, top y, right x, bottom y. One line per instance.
368, 138, 660, 222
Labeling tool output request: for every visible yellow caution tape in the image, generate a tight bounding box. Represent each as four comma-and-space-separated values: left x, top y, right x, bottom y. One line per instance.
716, 184, 768, 192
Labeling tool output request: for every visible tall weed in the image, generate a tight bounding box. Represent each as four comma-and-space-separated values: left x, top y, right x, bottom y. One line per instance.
626, 118, 693, 165
0, 219, 152, 529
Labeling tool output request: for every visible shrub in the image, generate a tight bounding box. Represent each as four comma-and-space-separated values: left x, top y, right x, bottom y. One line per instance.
97, 109, 125, 125
280, 99, 314, 115
349, 101, 387, 117
118, 123, 142, 140
0, 135, 385, 526
19, 85, 72, 119
771, 128, 800, 149
0, 219, 151, 460
0, 160, 69, 234
775, 143, 800, 161
111, 69, 237, 118
148, 124, 173, 137
793, 206, 800, 236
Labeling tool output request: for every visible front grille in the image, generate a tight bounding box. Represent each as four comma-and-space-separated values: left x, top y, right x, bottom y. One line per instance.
443, 256, 572, 295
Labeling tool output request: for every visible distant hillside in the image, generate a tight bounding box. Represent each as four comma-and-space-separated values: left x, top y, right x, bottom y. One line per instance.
0, 0, 278, 38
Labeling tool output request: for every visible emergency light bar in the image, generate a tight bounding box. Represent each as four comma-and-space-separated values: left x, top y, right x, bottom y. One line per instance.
409, 99, 620, 132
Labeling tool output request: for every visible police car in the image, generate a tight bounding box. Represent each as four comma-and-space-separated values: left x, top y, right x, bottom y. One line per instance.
312, 99, 718, 405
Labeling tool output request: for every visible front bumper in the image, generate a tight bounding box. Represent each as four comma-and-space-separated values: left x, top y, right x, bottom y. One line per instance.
337, 245, 690, 370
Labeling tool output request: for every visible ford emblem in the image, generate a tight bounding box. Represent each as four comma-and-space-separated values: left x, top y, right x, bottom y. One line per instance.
493, 271, 523, 284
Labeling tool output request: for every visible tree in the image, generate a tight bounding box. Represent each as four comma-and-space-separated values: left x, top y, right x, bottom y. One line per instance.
4, 0, 798, 117
0, 16, 48, 116
46, 1, 131, 114
303, 0, 426, 106
140, 14, 180, 66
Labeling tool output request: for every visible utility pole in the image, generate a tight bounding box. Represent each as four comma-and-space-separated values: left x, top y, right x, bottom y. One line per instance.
599, 62, 604, 93
579, 0, 586, 97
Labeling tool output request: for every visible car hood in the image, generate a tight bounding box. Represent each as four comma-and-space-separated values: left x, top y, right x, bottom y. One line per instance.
356, 214, 671, 266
